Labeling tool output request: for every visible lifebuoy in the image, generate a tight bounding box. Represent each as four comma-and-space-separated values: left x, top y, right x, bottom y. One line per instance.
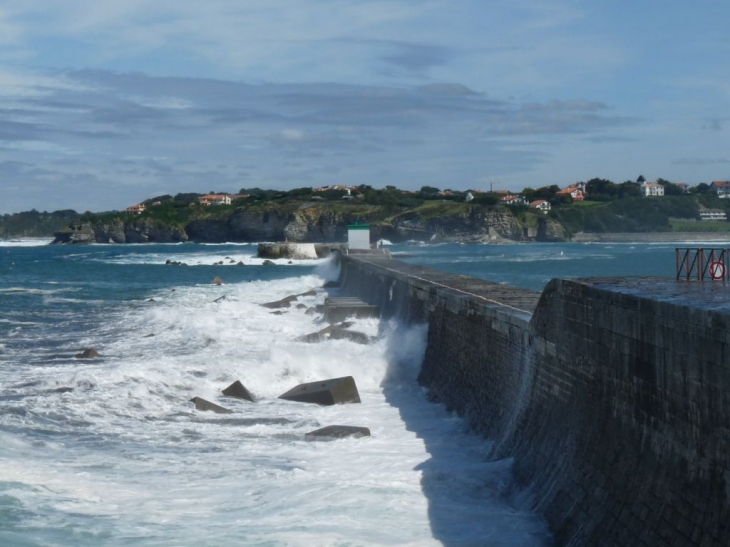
709, 260, 726, 280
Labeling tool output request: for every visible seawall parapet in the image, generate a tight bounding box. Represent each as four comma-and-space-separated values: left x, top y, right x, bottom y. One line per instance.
339, 255, 730, 546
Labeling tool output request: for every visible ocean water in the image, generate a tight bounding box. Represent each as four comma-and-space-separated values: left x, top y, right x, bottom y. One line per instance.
0, 239, 687, 546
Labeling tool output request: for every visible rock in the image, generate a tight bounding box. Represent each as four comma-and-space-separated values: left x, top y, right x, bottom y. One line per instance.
305, 307, 318, 315
328, 328, 372, 345
221, 380, 255, 402
49, 386, 75, 394
190, 397, 233, 414
260, 295, 298, 309
296, 321, 357, 343
213, 296, 227, 303
143, 333, 155, 338
262, 260, 276, 266
211, 276, 224, 285
74, 348, 100, 359
305, 425, 371, 441
270, 310, 286, 315
297, 290, 317, 297
237, 261, 244, 266
147, 298, 156, 302
278, 376, 361, 406
229, 260, 236, 264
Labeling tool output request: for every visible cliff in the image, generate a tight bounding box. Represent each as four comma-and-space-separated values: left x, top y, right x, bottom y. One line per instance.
51, 219, 188, 244
51, 202, 561, 244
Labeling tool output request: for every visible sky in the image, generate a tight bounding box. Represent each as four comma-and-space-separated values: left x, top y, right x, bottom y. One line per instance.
0, 0, 729, 214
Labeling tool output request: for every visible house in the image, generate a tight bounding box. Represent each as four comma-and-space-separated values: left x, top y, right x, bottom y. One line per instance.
500, 194, 524, 205
710, 181, 730, 199
529, 199, 551, 213
556, 185, 585, 201
198, 194, 232, 206
126, 204, 146, 214
642, 181, 665, 197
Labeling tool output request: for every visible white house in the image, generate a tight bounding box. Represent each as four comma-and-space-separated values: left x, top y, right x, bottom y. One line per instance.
710, 181, 730, 199
556, 185, 585, 201
198, 194, 232, 206
642, 181, 665, 197
529, 199, 551, 213
126, 204, 146, 214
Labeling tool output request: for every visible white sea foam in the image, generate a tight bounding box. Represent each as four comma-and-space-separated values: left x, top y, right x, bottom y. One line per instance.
0, 269, 550, 546
0, 238, 52, 247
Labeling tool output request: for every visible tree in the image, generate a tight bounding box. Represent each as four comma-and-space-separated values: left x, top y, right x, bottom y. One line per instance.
636, 175, 646, 183
657, 178, 683, 196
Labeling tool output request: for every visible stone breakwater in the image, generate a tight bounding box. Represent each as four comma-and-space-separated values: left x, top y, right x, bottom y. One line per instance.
339, 255, 730, 547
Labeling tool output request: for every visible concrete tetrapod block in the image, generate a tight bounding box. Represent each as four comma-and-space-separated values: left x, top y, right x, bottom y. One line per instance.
305, 425, 371, 441
191, 397, 234, 414
221, 380, 255, 402
278, 376, 361, 406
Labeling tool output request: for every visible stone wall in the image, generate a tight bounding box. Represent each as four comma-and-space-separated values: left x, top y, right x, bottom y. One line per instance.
339, 256, 730, 547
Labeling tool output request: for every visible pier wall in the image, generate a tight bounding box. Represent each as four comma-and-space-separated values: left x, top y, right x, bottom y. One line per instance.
339, 256, 730, 546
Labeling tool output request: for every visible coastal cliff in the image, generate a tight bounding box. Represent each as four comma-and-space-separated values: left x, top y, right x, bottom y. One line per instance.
52, 219, 188, 244
52, 202, 543, 244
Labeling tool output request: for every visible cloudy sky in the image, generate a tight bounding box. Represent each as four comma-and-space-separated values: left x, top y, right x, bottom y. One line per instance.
1, 1, 729, 213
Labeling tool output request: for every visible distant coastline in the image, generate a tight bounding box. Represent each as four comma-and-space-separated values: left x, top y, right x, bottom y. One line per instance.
570, 232, 730, 243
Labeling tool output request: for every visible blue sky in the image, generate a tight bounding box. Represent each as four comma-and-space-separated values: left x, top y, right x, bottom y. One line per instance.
1, 0, 729, 213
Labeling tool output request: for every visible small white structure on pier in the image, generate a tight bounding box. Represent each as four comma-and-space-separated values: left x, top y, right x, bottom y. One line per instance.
347, 224, 370, 250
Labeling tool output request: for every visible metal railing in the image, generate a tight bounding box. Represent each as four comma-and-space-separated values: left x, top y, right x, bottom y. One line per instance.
676, 248, 729, 281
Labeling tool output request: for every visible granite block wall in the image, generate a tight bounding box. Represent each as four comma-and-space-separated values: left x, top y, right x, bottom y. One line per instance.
339, 256, 730, 546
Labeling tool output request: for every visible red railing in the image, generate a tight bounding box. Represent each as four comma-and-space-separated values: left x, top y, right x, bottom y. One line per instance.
676, 248, 729, 281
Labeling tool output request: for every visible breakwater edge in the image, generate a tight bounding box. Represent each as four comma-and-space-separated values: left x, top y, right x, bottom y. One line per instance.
339, 253, 730, 546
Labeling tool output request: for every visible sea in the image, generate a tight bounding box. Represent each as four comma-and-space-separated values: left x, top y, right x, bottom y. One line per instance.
0, 238, 690, 546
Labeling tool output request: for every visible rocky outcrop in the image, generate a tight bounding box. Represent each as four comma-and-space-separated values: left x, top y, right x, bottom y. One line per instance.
536, 217, 567, 242
123, 219, 187, 243
51, 222, 96, 244
185, 219, 232, 242
52, 219, 188, 244
392, 208, 527, 243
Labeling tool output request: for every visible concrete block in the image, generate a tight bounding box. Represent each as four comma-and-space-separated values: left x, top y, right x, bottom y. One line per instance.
191, 397, 233, 414
278, 376, 361, 405
305, 425, 371, 440
221, 380, 254, 402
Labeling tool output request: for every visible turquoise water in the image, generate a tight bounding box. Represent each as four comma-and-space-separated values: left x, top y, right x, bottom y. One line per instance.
0, 239, 687, 546
391, 241, 678, 292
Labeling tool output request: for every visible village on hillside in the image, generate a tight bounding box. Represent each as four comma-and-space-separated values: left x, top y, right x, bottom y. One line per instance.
125, 179, 730, 222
